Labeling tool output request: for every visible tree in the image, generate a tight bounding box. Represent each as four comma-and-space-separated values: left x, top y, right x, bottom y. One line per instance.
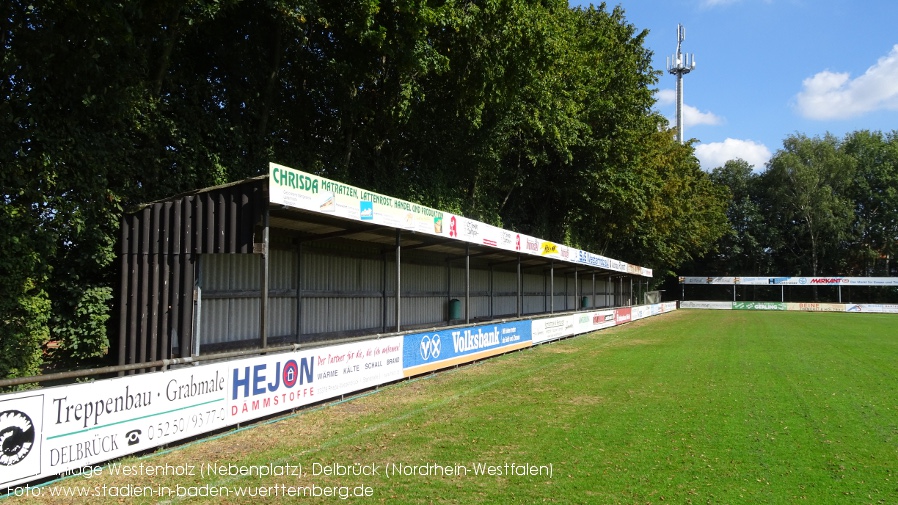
706, 159, 772, 274
842, 130, 898, 275
761, 133, 856, 280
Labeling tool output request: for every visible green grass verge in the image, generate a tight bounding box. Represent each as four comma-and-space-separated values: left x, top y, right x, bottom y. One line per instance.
16, 310, 898, 504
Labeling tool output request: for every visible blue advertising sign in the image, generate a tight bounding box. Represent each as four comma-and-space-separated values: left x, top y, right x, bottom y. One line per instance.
402, 321, 532, 377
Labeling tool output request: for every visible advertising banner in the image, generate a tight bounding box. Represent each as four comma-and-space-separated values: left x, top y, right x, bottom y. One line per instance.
269, 163, 651, 278
531, 316, 575, 345
680, 301, 733, 310
614, 307, 632, 324
631, 306, 651, 320
733, 301, 787, 311
1, 365, 230, 489
660, 302, 678, 313
0, 337, 403, 490
402, 322, 532, 377
228, 338, 404, 424
680, 276, 898, 286
786, 303, 846, 312
846, 304, 898, 313
573, 311, 615, 336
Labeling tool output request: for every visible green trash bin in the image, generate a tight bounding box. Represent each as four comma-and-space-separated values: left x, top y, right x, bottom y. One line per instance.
581, 296, 590, 309
449, 299, 462, 320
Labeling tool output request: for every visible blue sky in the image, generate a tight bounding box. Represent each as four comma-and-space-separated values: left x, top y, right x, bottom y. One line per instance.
573, 0, 898, 171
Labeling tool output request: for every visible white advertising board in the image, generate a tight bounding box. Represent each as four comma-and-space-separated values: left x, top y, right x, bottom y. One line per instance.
531, 316, 576, 344
846, 304, 898, 313
680, 301, 733, 310
631, 305, 651, 320
786, 303, 846, 312
0, 337, 403, 489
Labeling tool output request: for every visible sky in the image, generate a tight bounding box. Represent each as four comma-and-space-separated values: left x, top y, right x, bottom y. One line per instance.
572, 0, 898, 171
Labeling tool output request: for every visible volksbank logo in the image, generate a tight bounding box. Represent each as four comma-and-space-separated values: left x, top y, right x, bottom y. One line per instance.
420, 334, 441, 361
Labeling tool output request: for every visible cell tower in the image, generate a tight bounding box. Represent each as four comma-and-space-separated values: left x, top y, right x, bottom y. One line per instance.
667, 24, 696, 144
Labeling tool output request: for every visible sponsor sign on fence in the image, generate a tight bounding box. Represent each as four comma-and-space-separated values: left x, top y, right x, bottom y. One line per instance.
685, 301, 898, 314
228, 338, 404, 424
530, 316, 574, 345
402, 322, 532, 377
0, 337, 403, 490
733, 301, 787, 311
614, 307, 632, 324
680, 301, 732, 310
786, 303, 845, 312
846, 304, 898, 313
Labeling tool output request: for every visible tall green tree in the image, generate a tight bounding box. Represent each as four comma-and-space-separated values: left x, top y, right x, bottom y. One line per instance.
762, 133, 856, 277
843, 130, 898, 275
706, 159, 772, 274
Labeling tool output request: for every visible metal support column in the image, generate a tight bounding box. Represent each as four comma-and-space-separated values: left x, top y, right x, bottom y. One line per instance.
260, 208, 270, 349
574, 268, 579, 310
395, 229, 401, 332
592, 273, 596, 309
465, 243, 470, 324
516, 255, 522, 317
382, 250, 388, 332
446, 259, 451, 323
296, 243, 303, 343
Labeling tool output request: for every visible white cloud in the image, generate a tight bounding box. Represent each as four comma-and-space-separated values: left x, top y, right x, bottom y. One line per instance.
796, 44, 898, 120
656, 88, 723, 128
656, 88, 676, 106
694, 138, 772, 171
684, 104, 723, 126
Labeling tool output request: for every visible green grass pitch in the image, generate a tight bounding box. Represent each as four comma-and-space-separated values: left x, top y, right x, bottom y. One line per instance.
21, 310, 898, 504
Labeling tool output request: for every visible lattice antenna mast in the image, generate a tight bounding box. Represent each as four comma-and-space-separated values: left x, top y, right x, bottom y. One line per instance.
666, 24, 696, 144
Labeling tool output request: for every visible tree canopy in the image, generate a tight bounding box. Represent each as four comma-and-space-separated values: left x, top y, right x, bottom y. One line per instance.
697, 131, 898, 288
2, 0, 728, 379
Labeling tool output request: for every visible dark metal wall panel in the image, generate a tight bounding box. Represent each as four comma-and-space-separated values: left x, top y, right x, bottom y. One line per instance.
115, 179, 266, 367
